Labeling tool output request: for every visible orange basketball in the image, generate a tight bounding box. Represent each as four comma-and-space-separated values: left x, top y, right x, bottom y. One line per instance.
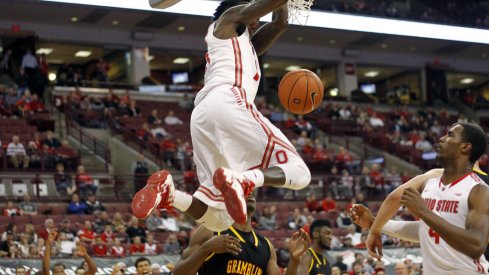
278, 69, 324, 115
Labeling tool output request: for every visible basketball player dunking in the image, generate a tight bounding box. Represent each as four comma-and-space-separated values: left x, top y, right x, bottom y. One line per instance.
365, 122, 489, 274
132, 0, 312, 232
173, 193, 311, 275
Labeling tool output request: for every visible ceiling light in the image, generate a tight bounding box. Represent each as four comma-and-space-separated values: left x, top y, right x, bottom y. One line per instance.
329, 39, 336, 44
330, 88, 339, 97
36, 48, 53, 55
148, 55, 155, 61
173, 57, 190, 64
410, 46, 417, 51
364, 71, 379, 77
112, 20, 119, 25
0, 47, 3, 54
178, 25, 186, 31
483, 53, 488, 58
460, 78, 474, 84
41, 1, 489, 44
381, 43, 388, 49
297, 36, 304, 42
71, 16, 78, 22
48, 73, 57, 81
263, 63, 270, 69
285, 65, 302, 71
75, 51, 92, 57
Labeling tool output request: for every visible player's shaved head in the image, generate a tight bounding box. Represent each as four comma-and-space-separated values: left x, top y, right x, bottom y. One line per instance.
213, 0, 250, 21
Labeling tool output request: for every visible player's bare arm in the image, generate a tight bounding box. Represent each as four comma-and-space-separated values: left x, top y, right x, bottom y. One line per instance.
296, 252, 313, 275
402, 184, 489, 259
366, 168, 442, 259
173, 225, 242, 275
267, 229, 311, 275
42, 230, 57, 275
214, 0, 288, 40
251, 4, 289, 56
350, 204, 421, 242
76, 241, 97, 275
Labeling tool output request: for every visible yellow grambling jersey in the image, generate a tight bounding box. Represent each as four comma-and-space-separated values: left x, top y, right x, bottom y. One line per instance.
199, 226, 271, 275
306, 248, 331, 275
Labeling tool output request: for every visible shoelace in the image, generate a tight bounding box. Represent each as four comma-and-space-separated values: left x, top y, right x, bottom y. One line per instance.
240, 179, 255, 197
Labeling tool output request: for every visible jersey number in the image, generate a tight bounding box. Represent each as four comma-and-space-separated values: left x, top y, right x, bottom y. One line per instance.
275, 150, 288, 164
429, 228, 440, 244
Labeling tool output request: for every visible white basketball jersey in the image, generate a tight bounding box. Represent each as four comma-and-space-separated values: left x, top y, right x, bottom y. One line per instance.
195, 23, 261, 106
420, 172, 489, 274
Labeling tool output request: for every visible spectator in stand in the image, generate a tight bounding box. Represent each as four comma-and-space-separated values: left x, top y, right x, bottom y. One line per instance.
101, 224, 115, 245
43, 131, 61, 149
78, 221, 96, 245
358, 166, 375, 198
24, 94, 45, 114
136, 122, 152, 142
294, 115, 315, 138
160, 136, 176, 167
336, 208, 352, 228
94, 59, 110, 82
287, 208, 307, 230
59, 219, 77, 241
258, 206, 277, 230
18, 194, 37, 216
21, 49, 38, 77
164, 110, 183, 125
1, 49, 12, 75
269, 106, 284, 123
144, 234, 158, 255
0, 231, 16, 257
302, 215, 315, 235
160, 209, 179, 232
321, 193, 337, 212
340, 169, 354, 198
38, 219, 56, 240
345, 224, 361, 246
3, 201, 20, 216
336, 146, 354, 174
24, 223, 38, 244
104, 89, 120, 110
395, 262, 409, 275
67, 194, 88, 214
93, 211, 111, 233
369, 164, 384, 196
126, 216, 146, 242
55, 140, 78, 170
7, 135, 29, 169
112, 212, 127, 230
54, 163, 74, 195
129, 236, 145, 255
133, 154, 149, 193
110, 238, 125, 257
124, 100, 140, 117
76, 165, 97, 197
384, 166, 402, 190
92, 236, 108, 256
85, 194, 106, 214
147, 109, 163, 125
305, 193, 321, 212
146, 209, 163, 232
163, 233, 180, 255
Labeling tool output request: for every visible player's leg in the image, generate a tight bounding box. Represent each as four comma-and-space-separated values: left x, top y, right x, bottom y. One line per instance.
131, 169, 234, 232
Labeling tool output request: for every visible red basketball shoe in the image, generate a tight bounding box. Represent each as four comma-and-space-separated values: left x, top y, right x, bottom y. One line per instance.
131, 170, 175, 219
213, 167, 255, 224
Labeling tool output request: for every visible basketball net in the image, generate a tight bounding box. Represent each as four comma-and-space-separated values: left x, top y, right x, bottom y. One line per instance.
288, 0, 314, 26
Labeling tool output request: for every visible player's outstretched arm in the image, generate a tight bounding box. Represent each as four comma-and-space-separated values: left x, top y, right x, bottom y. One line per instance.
266, 229, 310, 275
214, 0, 288, 39
251, 4, 289, 56
366, 169, 442, 259
350, 204, 420, 243
173, 225, 242, 275
403, 184, 489, 259
42, 230, 57, 275
76, 242, 97, 275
